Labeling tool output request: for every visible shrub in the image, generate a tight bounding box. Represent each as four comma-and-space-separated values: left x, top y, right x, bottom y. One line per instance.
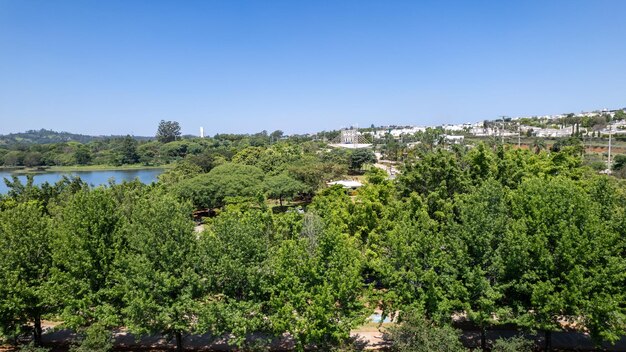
384, 310, 466, 352
69, 324, 113, 352
491, 335, 534, 352
18, 343, 50, 352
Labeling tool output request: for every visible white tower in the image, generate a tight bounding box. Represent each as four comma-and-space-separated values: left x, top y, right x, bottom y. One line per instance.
200, 127, 204, 138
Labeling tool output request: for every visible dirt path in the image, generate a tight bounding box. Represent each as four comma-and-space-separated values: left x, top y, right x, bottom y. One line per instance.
4, 322, 626, 351
349, 322, 391, 350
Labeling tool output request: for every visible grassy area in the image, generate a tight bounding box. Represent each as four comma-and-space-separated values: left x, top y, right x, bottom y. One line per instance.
7, 164, 172, 174
355, 321, 394, 332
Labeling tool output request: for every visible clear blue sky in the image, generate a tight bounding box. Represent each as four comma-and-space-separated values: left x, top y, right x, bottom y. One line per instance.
1, 0, 625, 136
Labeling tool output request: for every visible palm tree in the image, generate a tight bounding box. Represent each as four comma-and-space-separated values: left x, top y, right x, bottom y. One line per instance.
532, 138, 546, 154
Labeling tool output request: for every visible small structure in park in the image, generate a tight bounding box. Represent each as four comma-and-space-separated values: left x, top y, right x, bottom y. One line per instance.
327, 180, 363, 189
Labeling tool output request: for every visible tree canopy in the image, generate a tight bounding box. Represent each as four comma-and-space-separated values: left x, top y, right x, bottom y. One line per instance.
2, 139, 626, 351
156, 120, 182, 144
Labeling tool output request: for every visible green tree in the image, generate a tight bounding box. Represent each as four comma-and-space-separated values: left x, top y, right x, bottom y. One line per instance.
264, 173, 308, 206
270, 129, 284, 142
3, 150, 25, 166
380, 194, 464, 323
2, 175, 87, 214
415, 127, 444, 152
48, 188, 124, 329
257, 143, 304, 173
503, 177, 624, 349
185, 150, 216, 172
137, 141, 162, 165
159, 140, 203, 159
158, 160, 202, 186
156, 120, 181, 143
232, 146, 265, 166
531, 138, 546, 154
73, 145, 92, 165
288, 156, 347, 193
196, 207, 272, 346
612, 154, 626, 171
465, 143, 496, 183
397, 149, 470, 208
453, 180, 510, 349
117, 192, 199, 351
380, 134, 404, 161
365, 166, 388, 185
115, 135, 139, 165
349, 148, 376, 171
23, 152, 43, 167
174, 163, 264, 209
0, 202, 51, 345
266, 224, 366, 350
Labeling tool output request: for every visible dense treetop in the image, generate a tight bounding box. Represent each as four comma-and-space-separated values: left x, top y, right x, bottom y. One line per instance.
1, 134, 626, 351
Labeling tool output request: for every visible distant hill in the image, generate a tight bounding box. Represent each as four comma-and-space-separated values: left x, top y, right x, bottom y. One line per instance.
0, 129, 152, 145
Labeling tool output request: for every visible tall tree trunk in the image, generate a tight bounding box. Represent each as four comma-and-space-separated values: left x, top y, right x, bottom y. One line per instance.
480, 326, 487, 351
544, 330, 552, 352
175, 331, 183, 351
33, 314, 42, 346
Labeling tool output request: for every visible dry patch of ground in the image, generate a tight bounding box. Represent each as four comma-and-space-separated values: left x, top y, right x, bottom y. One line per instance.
350, 322, 393, 350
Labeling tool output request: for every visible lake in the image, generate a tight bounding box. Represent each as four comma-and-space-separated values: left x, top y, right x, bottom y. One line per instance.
0, 168, 164, 194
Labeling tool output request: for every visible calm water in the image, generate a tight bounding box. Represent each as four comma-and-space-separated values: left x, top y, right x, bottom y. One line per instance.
0, 168, 164, 194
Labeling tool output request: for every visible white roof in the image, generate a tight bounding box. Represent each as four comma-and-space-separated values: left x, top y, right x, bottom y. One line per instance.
327, 180, 364, 188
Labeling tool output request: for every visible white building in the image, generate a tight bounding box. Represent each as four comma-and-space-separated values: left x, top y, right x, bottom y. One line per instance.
327, 180, 363, 189
534, 127, 574, 138
373, 126, 426, 139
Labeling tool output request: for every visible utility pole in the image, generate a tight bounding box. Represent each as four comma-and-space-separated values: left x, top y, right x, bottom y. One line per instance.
518, 122, 521, 148
607, 124, 613, 173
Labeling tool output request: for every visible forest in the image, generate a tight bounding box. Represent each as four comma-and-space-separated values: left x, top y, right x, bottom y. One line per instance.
1, 128, 626, 352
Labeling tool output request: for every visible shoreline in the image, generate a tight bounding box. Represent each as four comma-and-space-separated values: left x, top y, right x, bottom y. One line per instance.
0, 164, 171, 174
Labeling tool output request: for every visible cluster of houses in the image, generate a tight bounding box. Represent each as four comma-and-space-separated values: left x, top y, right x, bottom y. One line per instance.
325, 108, 626, 191
371, 124, 473, 139
337, 108, 626, 142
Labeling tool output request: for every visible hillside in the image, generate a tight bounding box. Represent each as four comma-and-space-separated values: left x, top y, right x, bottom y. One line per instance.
0, 129, 151, 145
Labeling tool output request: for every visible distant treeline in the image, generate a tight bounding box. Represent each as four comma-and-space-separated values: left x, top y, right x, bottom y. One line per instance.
0, 129, 105, 145
0, 128, 324, 168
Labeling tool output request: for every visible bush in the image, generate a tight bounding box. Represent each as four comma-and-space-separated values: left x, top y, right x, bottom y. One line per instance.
69, 324, 113, 352
18, 342, 50, 352
491, 335, 534, 352
384, 310, 466, 352
587, 160, 607, 171
365, 167, 388, 184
